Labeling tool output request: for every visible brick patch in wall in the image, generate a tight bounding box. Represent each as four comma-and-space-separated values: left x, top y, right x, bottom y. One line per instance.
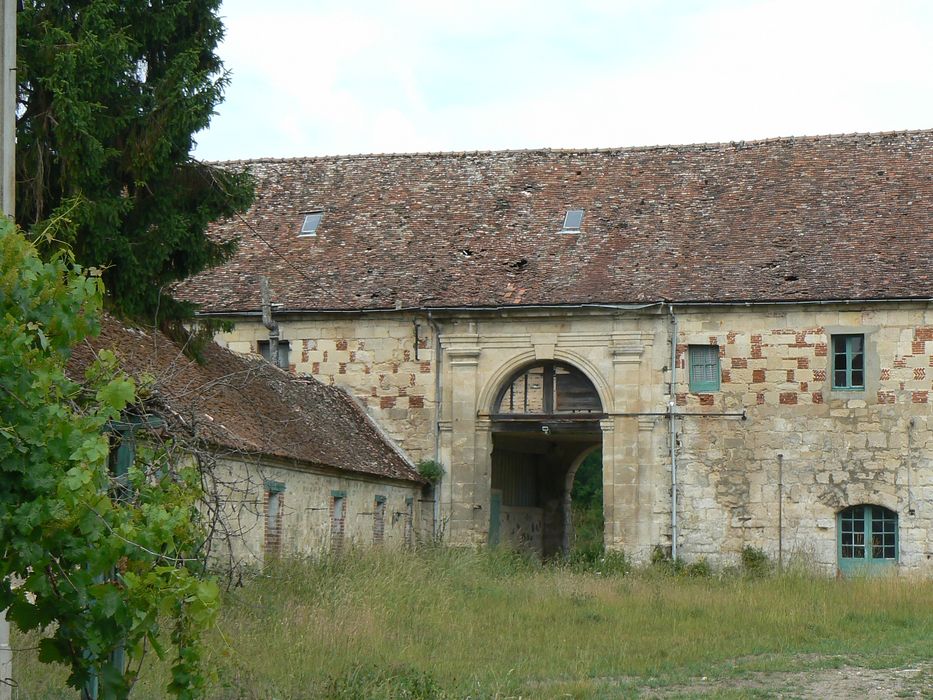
797, 357, 809, 369
912, 391, 929, 404
800, 382, 808, 392
752, 369, 766, 383
913, 341, 926, 355
916, 327, 933, 342
880, 368, 891, 380
732, 357, 748, 369
914, 368, 926, 380
779, 392, 798, 405
756, 392, 765, 405
380, 396, 397, 409
812, 391, 823, 404
336, 339, 348, 351
786, 370, 795, 382
409, 395, 424, 408
814, 342, 828, 357
813, 369, 826, 382
698, 394, 714, 406
721, 370, 731, 383
676, 393, 687, 406
877, 390, 896, 404
419, 361, 432, 373
311, 362, 320, 374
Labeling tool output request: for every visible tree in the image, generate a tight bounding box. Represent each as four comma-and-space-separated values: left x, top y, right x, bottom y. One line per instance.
15, 0, 253, 323
0, 218, 218, 698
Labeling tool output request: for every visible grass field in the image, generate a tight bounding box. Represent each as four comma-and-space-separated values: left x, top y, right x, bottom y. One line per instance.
10, 548, 933, 699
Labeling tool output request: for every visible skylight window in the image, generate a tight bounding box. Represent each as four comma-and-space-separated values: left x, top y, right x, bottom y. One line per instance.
561, 209, 584, 232
299, 211, 323, 237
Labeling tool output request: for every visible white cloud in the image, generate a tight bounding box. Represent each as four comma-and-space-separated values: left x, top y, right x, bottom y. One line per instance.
195, 0, 933, 160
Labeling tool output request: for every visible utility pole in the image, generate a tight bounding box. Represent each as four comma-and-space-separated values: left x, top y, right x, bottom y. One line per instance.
1, 0, 15, 696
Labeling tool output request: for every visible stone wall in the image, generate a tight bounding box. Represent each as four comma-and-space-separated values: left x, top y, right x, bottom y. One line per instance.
216, 314, 437, 464
211, 457, 425, 566
673, 304, 933, 573
210, 301, 933, 574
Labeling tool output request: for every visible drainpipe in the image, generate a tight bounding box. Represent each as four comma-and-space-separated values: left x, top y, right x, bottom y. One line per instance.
259, 276, 281, 369
669, 303, 679, 561
778, 453, 784, 571
427, 311, 443, 540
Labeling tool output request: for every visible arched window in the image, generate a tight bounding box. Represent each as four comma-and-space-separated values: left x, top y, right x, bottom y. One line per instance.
493, 362, 602, 417
838, 505, 897, 575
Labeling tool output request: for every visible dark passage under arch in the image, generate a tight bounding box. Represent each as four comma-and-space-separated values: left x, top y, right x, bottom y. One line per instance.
488, 362, 605, 557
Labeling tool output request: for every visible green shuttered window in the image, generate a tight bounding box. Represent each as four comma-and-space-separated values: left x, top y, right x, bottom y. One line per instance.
688, 345, 720, 392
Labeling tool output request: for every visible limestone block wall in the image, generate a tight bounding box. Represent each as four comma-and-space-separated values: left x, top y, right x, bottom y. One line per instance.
672, 304, 933, 573
210, 457, 425, 566
215, 314, 437, 464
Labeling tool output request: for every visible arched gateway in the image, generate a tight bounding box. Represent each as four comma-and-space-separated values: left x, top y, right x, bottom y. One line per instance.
488, 361, 605, 556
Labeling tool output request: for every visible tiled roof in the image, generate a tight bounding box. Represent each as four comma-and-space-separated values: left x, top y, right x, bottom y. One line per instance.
67, 316, 424, 483
175, 129, 933, 312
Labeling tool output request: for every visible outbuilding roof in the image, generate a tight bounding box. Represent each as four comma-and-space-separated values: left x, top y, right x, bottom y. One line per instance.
68, 316, 424, 483
176, 129, 933, 312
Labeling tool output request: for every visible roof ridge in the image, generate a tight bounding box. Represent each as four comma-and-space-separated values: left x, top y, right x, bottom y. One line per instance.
209, 127, 933, 165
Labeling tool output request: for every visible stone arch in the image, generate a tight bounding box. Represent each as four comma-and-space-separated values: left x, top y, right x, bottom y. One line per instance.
839, 487, 900, 513
478, 350, 612, 417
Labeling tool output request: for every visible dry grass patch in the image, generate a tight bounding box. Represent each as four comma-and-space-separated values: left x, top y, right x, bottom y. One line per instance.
10, 548, 933, 698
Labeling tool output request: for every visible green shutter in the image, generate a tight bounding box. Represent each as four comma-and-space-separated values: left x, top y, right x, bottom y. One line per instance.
689, 345, 720, 392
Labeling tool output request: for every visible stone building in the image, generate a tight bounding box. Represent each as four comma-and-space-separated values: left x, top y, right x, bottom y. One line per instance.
177, 129, 933, 574
68, 316, 427, 565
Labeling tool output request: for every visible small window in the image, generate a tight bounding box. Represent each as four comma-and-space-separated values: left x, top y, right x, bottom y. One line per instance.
258, 340, 290, 368
561, 209, 584, 232
404, 496, 414, 549
373, 495, 386, 546
300, 211, 323, 236
264, 480, 285, 557
688, 345, 720, 392
832, 334, 864, 390
331, 490, 346, 554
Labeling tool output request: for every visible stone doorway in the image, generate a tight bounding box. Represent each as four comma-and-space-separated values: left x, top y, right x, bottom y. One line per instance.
488, 362, 604, 557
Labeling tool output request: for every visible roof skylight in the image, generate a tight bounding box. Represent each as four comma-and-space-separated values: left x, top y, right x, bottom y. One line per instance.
299, 211, 323, 236
561, 209, 584, 232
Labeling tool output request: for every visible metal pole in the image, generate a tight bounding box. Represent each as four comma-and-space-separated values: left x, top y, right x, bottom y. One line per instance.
1, 0, 15, 695
1, 0, 13, 216
777, 453, 784, 572
669, 304, 679, 561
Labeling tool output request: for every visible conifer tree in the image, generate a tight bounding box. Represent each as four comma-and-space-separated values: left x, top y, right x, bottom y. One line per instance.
16, 0, 253, 322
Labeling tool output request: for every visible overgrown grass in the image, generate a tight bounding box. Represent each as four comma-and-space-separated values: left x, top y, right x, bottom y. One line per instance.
11, 548, 933, 698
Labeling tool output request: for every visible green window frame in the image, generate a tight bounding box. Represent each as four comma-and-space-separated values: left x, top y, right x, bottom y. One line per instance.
832, 334, 865, 390
688, 344, 720, 392
838, 505, 897, 575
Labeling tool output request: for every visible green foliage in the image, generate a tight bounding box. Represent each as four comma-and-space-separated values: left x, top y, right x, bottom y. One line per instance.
16, 0, 254, 323
742, 545, 773, 578
415, 459, 444, 485
570, 449, 604, 562
0, 219, 217, 698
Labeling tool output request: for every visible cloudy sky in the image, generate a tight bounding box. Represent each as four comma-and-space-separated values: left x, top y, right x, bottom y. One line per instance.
193, 0, 933, 161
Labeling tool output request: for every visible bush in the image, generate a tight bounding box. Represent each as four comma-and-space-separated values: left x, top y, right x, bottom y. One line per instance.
684, 558, 712, 578
417, 459, 445, 484
741, 546, 772, 578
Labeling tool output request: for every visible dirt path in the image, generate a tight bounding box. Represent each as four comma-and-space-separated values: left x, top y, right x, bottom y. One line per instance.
642, 661, 933, 698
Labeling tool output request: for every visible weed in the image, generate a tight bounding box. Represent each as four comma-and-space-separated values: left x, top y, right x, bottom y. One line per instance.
742, 546, 772, 578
